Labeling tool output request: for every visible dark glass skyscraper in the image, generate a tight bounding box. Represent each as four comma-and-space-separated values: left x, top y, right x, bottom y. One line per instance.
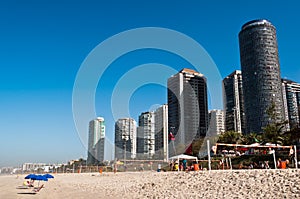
282, 79, 300, 129
239, 19, 285, 133
223, 70, 246, 133
168, 68, 208, 156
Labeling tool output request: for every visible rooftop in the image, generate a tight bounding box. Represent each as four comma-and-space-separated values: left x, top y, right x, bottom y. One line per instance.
241, 19, 274, 31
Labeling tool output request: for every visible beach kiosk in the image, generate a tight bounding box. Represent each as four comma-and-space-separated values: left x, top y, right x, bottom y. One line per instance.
169, 154, 198, 171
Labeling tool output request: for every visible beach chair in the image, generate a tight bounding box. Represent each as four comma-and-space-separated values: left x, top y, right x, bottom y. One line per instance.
33, 184, 44, 193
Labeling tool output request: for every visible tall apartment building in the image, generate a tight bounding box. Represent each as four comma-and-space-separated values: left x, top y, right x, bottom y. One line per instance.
154, 104, 168, 161
87, 117, 105, 165
137, 112, 155, 159
223, 70, 246, 133
208, 109, 225, 136
114, 118, 137, 160
239, 19, 285, 133
168, 68, 208, 156
282, 79, 300, 129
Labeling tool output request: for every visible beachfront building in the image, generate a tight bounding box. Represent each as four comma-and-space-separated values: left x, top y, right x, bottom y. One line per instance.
137, 112, 155, 159
22, 163, 47, 172
114, 118, 137, 160
208, 110, 225, 136
282, 79, 300, 129
167, 68, 208, 156
87, 117, 105, 165
154, 104, 169, 161
239, 19, 285, 133
223, 70, 246, 133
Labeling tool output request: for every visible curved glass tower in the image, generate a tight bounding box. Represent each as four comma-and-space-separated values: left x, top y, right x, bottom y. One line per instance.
239, 19, 285, 133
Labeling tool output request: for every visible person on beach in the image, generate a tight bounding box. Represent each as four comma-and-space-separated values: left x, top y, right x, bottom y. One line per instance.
174, 162, 179, 171
113, 163, 117, 174
286, 159, 290, 168
260, 161, 265, 169
182, 159, 187, 171
179, 162, 183, 171
249, 163, 253, 169
264, 161, 270, 169
277, 158, 282, 169
169, 161, 174, 171
238, 163, 243, 169
139, 164, 144, 171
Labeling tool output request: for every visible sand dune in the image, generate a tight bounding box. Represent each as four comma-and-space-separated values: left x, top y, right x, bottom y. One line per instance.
1, 169, 300, 198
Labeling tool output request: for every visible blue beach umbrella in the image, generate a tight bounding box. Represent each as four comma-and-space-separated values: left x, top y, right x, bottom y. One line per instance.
24, 174, 37, 179
43, 173, 54, 179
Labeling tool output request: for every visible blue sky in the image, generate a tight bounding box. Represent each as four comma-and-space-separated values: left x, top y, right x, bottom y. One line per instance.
0, 0, 299, 167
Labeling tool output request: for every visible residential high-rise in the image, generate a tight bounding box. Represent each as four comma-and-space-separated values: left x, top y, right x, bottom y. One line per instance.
114, 118, 137, 160
208, 110, 225, 136
223, 70, 246, 133
168, 68, 208, 156
239, 19, 285, 133
137, 112, 155, 159
282, 79, 300, 129
87, 117, 105, 165
154, 104, 168, 161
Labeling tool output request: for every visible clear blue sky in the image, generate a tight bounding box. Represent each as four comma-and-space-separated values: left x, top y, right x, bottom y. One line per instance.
0, 0, 299, 167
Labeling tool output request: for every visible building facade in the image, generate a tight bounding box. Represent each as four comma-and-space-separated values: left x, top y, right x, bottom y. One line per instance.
239, 19, 285, 133
87, 117, 105, 165
282, 79, 300, 129
223, 70, 246, 133
114, 118, 137, 160
167, 68, 208, 156
208, 109, 225, 136
154, 104, 169, 161
137, 112, 155, 159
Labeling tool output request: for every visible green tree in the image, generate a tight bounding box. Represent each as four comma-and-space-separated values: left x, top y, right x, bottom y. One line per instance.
262, 123, 287, 145
241, 133, 262, 145
283, 127, 300, 145
261, 101, 289, 145
217, 131, 242, 144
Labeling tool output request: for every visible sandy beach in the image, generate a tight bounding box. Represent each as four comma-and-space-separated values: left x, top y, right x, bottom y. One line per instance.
1, 169, 300, 198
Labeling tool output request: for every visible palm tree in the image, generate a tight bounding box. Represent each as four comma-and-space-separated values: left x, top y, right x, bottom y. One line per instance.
241, 133, 262, 145
217, 131, 242, 144
283, 127, 300, 145
261, 123, 287, 145
261, 101, 289, 145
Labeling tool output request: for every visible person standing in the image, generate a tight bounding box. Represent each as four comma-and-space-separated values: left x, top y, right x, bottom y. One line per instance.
113, 163, 117, 174
182, 159, 187, 171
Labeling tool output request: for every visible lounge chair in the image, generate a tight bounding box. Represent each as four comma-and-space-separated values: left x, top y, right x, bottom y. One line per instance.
33, 184, 44, 193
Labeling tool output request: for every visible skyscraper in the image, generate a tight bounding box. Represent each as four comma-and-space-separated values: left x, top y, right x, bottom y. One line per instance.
137, 112, 155, 159
208, 109, 225, 136
223, 70, 246, 133
154, 104, 168, 161
167, 68, 208, 156
282, 79, 300, 129
87, 117, 105, 165
239, 19, 285, 133
114, 118, 137, 160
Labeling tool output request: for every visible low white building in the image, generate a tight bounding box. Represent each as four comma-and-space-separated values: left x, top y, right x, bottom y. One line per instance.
208, 110, 225, 136
22, 163, 46, 172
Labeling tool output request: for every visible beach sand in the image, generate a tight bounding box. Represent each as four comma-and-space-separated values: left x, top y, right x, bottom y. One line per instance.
2, 169, 300, 198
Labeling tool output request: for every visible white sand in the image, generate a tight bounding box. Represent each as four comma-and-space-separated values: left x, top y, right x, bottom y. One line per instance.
1, 169, 300, 198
